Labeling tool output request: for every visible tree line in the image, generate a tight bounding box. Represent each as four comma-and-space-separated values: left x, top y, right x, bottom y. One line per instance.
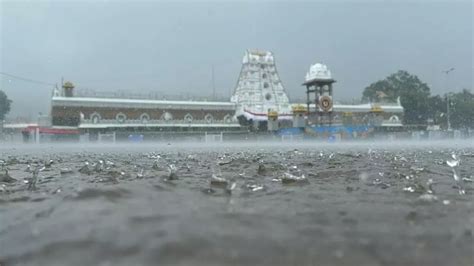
362, 70, 473, 129
0, 90, 12, 121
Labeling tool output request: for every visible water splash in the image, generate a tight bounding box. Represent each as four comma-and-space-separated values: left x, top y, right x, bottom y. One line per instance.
44, 159, 54, 168
257, 163, 266, 175
446, 158, 459, 168
152, 160, 161, 171
372, 178, 390, 189
105, 160, 115, 169
167, 164, 177, 180
93, 160, 104, 173
410, 166, 424, 173
418, 194, 438, 202
26, 165, 44, 190
426, 179, 435, 194
446, 153, 465, 195
462, 177, 473, 183
79, 162, 92, 175
210, 174, 228, 188
247, 184, 264, 192
136, 168, 145, 179
281, 172, 308, 184
225, 181, 237, 194
0, 168, 16, 183
25, 164, 32, 173
60, 168, 73, 175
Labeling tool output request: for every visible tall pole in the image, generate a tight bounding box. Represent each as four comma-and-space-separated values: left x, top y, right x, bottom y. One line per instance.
443, 67, 454, 131
61, 76, 64, 97
446, 94, 451, 131
211, 65, 216, 100
306, 86, 310, 126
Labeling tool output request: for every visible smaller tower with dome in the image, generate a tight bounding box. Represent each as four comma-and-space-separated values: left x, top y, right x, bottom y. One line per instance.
62, 81, 75, 97
303, 63, 336, 126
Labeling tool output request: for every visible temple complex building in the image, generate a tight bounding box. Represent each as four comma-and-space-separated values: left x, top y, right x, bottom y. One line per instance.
46, 49, 404, 141
51, 82, 241, 140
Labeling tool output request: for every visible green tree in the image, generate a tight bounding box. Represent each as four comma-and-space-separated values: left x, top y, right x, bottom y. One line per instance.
427, 95, 447, 127
362, 70, 431, 125
0, 90, 12, 121
449, 89, 474, 129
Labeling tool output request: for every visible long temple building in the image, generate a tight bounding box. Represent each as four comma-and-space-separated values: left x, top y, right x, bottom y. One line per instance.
47, 49, 404, 140
52, 89, 238, 129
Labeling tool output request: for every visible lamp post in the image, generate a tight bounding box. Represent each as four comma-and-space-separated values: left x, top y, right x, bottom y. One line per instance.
442, 68, 455, 131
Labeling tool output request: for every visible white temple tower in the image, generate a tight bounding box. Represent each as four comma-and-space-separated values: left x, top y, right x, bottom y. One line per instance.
231, 50, 292, 128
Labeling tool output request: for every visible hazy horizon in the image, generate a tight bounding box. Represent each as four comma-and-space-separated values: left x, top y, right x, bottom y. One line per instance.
1, 0, 472, 119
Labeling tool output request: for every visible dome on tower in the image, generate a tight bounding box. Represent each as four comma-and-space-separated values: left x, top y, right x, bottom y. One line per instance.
305, 63, 332, 82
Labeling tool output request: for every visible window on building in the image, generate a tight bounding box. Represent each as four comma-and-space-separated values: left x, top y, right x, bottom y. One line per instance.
90, 112, 101, 124
389, 115, 400, 122
116, 113, 127, 124
161, 112, 173, 121
184, 113, 193, 123
223, 114, 232, 123
205, 114, 214, 123
140, 113, 150, 124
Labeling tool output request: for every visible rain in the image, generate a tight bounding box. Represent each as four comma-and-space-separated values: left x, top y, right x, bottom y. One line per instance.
0, 1, 473, 266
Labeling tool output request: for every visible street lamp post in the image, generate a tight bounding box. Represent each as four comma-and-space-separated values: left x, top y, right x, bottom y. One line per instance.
446, 93, 451, 131
443, 68, 455, 131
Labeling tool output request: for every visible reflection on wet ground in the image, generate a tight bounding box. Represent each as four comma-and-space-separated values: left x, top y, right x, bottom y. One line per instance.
1, 141, 473, 266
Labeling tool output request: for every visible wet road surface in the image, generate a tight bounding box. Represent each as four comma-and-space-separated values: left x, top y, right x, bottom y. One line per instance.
1, 141, 473, 266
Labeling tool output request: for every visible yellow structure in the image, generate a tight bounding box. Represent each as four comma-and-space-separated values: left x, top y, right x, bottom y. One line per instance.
370, 105, 384, 113
267, 110, 279, 131
267, 110, 279, 119
63, 81, 75, 97
292, 105, 306, 128
292, 105, 307, 114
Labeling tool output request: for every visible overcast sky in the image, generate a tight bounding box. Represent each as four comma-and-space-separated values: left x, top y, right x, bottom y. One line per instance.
1, 0, 472, 118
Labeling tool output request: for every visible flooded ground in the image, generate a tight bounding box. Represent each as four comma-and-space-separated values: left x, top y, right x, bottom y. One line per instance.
1, 141, 473, 266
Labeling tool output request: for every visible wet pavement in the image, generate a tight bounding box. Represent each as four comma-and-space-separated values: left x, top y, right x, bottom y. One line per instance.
0, 141, 473, 266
